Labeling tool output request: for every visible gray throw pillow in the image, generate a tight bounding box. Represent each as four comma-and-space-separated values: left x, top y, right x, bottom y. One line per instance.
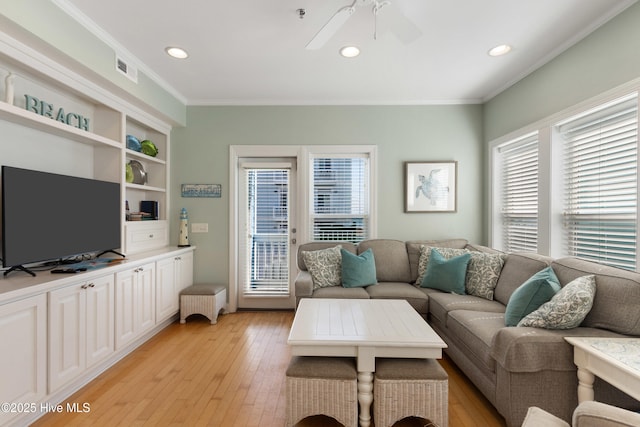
518, 275, 596, 329
301, 245, 342, 289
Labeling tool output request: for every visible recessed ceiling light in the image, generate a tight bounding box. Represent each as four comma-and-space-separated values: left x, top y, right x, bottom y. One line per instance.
339, 46, 360, 58
165, 46, 189, 59
488, 44, 512, 57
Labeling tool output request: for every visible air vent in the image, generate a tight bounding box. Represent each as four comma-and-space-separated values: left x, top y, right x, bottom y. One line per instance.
115, 55, 138, 83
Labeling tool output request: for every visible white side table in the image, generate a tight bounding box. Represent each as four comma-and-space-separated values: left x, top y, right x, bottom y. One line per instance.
565, 337, 640, 403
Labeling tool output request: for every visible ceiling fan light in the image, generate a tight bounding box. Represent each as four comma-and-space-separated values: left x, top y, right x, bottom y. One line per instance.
165, 46, 189, 59
340, 46, 360, 58
488, 44, 512, 57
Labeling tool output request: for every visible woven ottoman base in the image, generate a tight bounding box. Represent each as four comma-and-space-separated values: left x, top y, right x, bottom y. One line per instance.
286, 356, 358, 427
374, 358, 449, 427
179, 284, 226, 324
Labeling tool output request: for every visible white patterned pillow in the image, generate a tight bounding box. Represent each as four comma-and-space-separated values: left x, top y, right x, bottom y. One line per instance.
415, 246, 469, 285
518, 275, 596, 329
416, 245, 506, 300
465, 252, 507, 300
302, 245, 342, 289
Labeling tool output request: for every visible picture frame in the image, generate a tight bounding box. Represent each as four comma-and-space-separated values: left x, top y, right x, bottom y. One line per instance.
404, 161, 457, 213
181, 183, 222, 198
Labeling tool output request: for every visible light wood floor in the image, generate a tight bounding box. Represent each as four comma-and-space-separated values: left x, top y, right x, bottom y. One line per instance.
33, 311, 506, 427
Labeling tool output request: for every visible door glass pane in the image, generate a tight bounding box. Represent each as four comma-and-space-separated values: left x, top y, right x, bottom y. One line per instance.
245, 169, 290, 295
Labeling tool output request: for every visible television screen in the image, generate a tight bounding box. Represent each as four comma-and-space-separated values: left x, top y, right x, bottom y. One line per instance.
1, 166, 121, 270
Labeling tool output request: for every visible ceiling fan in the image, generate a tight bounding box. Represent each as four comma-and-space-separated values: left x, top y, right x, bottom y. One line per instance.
305, 0, 422, 50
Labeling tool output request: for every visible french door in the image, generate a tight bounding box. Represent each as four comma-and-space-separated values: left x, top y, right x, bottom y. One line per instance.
237, 159, 297, 309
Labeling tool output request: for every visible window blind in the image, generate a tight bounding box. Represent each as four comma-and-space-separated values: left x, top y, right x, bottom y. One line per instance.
245, 168, 290, 295
559, 96, 638, 270
499, 133, 539, 252
311, 156, 369, 243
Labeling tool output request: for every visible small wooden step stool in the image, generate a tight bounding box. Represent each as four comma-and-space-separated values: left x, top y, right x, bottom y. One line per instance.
179, 284, 226, 324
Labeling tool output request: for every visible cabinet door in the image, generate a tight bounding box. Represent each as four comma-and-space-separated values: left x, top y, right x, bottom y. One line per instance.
137, 263, 156, 335
49, 282, 86, 392
86, 275, 115, 368
115, 269, 137, 350
156, 257, 178, 322
0, 294, 46, 426
177, 251, 194, 291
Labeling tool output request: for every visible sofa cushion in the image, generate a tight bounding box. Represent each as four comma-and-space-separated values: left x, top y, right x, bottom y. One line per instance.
297, 242, 356, 271
415, 246, 469, 285
301, 245, 343, 289
427, 291, 506, 327
420, 249, 471, 294
504, 267, 561, 327
552, 257, 640, 336
494, 252, 554, 306
341, 248, 377, 288
417, 246, 506, 300
406, 239, 469, 282
447, 310, 505, 373
357, 239, 412, 283
312, 286, 370, 299
365, 282, 428, 314
518, 275, 596, 330
465, 251, 507, 301
491, 326, 625, 372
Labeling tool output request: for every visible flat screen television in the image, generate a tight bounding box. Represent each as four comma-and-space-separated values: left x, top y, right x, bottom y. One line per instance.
1, 166, 121, 276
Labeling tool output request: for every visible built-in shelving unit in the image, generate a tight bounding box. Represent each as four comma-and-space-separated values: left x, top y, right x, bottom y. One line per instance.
0, 49, 171, 255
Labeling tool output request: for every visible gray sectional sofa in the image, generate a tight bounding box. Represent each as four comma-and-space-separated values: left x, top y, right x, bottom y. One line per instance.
294, 238, 640, 427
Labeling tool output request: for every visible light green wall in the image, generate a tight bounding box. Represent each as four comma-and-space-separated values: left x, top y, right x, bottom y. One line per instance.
171, 105, 484, 284
484, 2, 640, 142
0, 0, 186, 125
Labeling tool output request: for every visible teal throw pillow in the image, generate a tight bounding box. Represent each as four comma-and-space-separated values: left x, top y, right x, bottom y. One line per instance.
504, 267, 561, 326
341, 248, 377, 288
420, 249, 471, 294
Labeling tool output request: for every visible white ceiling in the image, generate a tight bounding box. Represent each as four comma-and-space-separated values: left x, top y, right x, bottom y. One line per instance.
58, 0, 635, 106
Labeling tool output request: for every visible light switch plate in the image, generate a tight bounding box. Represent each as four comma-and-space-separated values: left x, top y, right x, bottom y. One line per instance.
191, 223, 209, 233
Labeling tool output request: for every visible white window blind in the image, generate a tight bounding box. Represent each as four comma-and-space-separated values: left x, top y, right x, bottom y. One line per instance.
245, 168, 290, 295
311, 156, 369, 243
559, 96, 638, 270
498, 133, 539, 252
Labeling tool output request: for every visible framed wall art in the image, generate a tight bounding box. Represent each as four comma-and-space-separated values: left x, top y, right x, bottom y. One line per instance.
181, 183, 222, 198
404, 161, 457, 213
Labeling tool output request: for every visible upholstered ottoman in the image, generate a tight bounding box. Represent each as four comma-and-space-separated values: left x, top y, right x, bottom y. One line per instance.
374, 358, 449, 427
286, 356, 358, 427
179, 284, 226, 324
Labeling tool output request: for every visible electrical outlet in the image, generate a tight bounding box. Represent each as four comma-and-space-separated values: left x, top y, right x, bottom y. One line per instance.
191, 223, 208, 233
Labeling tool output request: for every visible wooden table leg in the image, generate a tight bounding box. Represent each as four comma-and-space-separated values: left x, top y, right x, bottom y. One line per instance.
357, 371, 373, 427
577, 367, 595, 402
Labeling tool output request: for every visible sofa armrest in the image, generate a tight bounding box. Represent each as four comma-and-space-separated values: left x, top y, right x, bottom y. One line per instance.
574, 401, 640, 427
295, 270, 314, 299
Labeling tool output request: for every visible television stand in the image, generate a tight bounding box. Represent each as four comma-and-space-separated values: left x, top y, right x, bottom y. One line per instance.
96, 249, 126, 259
4, 265, 36, 277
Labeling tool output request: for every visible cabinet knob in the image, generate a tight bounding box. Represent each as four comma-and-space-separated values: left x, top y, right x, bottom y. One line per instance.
88, 283, 95, 288
81, 284, 88, 289
149, 234, 154, 238
175, 256, 181, 261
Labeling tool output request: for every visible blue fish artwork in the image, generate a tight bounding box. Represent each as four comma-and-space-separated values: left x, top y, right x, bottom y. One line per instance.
415, 169, 449, 205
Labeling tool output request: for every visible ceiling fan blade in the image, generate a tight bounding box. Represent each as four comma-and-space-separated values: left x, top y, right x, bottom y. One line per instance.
376, 2, 422, 44
305, 6, 356, 50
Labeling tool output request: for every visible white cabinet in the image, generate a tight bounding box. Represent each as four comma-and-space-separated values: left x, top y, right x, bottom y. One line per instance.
0, 294, 47, 426
115, 263, 156, 350
155, 251, 194, 322
48, 275, 115, 392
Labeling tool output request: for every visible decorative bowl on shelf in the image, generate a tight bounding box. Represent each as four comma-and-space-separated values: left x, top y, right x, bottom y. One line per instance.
140, 139, 158, 157
128, 160, 147, 185
126, 134, 141, 152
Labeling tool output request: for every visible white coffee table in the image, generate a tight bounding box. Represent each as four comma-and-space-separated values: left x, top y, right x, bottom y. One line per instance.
565, 337, 640, 403
288, 298, 447, 427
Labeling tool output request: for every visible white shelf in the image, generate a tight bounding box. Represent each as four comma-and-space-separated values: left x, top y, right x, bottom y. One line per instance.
125, 148, 166, 165
0, 100, 121, 149
125, 183, 166, 193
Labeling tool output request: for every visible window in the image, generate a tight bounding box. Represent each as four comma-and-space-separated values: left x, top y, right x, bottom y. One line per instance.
496, 133, 539, 252
310, 155, 370, 243
557, 96, 638, 270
